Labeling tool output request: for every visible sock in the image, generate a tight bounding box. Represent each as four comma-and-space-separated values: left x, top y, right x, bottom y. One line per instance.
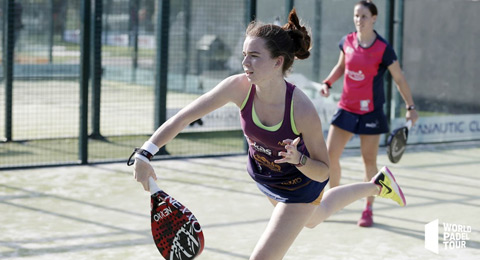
365, 201, 373, 212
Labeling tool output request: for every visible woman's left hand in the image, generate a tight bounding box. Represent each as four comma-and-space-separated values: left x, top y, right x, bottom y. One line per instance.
406, 109, 419, 126
319, 83, 330, 97
275, 137, 302, 165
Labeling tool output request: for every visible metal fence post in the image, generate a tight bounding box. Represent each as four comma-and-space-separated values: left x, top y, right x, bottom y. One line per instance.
48, 0, 54, 63
91, 0, 103, 139
313, 0, 322, 82
129, 0, 139, 83
243, 0, 257, 153
285, 0, 294, 19
384, 0, 395, 140
154, 0, 170, 155
246, 0, 256, 23
3, 0, 15, 142
182, 0, 191, 91
79, 0, 91, 164
394, 0, 404, 118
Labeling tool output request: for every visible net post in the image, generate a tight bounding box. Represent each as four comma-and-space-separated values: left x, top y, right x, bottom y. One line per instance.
79, 0, 91, 164
384, 0, 395, 145
3, 0, 15, 142
90, 0, 104, 140
154, 0, 170, 155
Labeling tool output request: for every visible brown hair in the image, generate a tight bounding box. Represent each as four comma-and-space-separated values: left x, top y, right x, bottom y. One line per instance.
246, 8, 311, 74
356, 0, 378, 16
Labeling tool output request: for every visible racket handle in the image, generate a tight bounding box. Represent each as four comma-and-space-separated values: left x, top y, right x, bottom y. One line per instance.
148, 177, 161, 195
405, 120, 412, 129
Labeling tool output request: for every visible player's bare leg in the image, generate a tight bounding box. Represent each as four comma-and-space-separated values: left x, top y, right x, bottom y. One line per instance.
358, 134, 381, 227
326, 125, 354, 188
251, 165, 407, 259
305, 182, 379, 228
250, 202, 317, 260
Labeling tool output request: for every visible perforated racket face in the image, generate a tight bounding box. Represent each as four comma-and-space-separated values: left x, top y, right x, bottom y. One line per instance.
151, 191, 204, 260
387, 127, 408, 163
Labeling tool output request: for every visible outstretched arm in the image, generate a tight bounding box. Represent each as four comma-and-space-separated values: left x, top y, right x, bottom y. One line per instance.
133, 74, 250, 190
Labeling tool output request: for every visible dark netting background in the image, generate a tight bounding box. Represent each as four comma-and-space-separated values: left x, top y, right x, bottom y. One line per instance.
1, 0, 478, 168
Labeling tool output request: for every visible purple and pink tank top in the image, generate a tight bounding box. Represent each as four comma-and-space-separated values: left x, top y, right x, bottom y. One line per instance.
240, 81, 328, 203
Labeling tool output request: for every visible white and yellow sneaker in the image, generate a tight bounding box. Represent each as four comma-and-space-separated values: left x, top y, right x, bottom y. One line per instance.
372, 166, 406, 207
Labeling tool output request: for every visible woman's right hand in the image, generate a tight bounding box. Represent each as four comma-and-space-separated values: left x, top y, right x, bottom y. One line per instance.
133, 159, 157, 191
319, 83, 330, 97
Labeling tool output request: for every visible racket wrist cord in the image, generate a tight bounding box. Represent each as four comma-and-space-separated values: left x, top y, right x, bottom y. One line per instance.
133, 141, 160, 163
127, 144, 157, 165
134, 148, 153, 161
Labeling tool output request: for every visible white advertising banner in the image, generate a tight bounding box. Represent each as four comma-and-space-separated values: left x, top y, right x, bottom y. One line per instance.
391, 114, 480, 143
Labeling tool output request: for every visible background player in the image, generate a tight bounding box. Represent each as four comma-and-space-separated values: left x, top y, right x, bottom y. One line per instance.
318, 0, 418, 227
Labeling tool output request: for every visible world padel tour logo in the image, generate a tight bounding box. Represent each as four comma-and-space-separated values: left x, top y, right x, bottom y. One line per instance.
425, 219, 472, 254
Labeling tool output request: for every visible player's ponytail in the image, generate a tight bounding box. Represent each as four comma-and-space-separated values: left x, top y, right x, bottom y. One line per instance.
282, 8, 311, 60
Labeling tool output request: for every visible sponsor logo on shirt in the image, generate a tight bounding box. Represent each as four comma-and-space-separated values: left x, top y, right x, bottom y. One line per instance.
252, 141, 272, 156
281, 177, 303, 186
360, 100, 370, 112
345, 46, 354, 54
346, 69, 365, 81
253, 154, 281, 172
246, 136, 272, 156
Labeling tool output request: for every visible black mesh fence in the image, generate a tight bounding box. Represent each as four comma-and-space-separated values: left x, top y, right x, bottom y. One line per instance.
1, 0, 83, 167
1, 0, 249, 168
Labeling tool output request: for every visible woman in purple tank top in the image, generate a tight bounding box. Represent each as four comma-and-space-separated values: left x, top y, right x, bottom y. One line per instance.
132, 8, 407, 260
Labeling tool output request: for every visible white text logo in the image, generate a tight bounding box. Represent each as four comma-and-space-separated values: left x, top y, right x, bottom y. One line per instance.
346, 69, 365, 81
425, 219, 472, 254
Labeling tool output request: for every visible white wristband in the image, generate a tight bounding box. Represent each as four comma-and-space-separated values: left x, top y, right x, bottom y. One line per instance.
135, 153, 150, 163
141, 141, 159, 155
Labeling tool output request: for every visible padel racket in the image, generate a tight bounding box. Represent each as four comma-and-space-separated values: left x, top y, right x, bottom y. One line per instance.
386, 120, 412, 163
149, 177, 205, 259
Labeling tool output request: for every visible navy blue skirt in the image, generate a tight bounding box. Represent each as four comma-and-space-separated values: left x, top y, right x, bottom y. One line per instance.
255, 178, 329, 204
331, 108, 389, 135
